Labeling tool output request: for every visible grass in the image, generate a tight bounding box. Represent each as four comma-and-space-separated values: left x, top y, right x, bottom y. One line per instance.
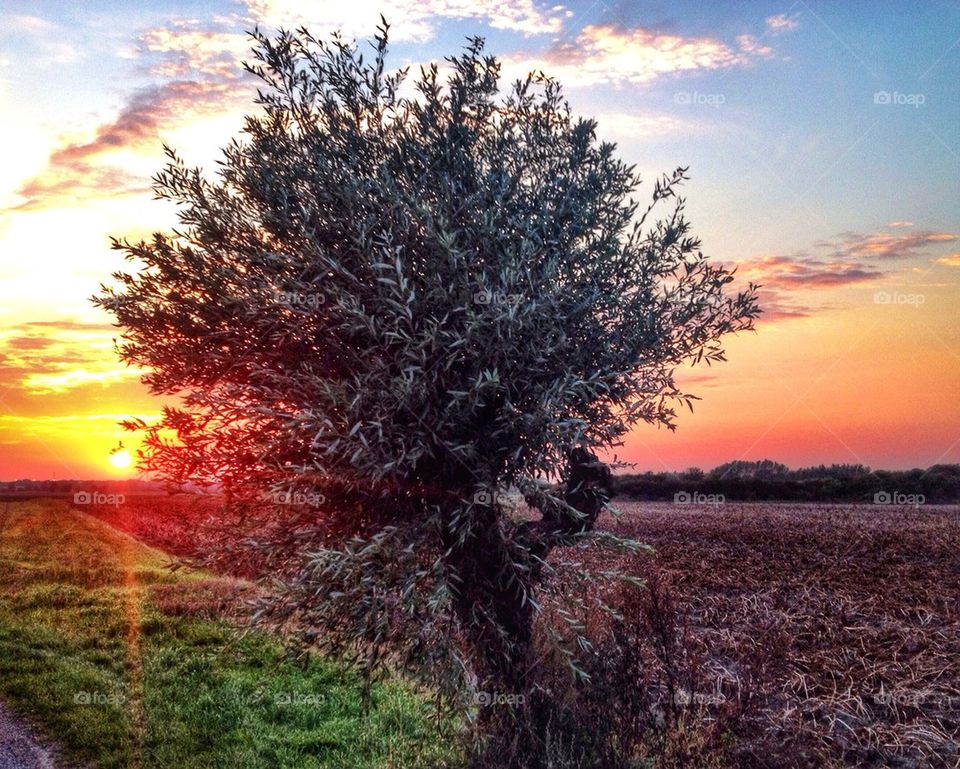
0, 499, 459, 769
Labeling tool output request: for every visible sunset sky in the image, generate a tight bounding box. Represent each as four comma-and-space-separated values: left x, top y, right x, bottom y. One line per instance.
1, 0, 958, 479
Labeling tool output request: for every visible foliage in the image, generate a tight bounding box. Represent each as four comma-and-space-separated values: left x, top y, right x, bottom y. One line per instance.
94, 20, 758, 754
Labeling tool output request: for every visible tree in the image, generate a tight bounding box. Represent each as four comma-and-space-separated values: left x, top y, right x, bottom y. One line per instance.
96, 20, 758, 749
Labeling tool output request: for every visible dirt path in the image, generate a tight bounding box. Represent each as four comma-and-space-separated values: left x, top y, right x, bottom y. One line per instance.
0, 701, 64, 769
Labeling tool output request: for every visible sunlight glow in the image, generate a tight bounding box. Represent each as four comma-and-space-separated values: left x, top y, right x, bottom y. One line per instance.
109, 449, 133, 469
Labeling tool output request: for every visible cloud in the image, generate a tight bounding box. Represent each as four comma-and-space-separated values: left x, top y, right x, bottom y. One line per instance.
22, 321, 118, 331
21, 368, 149, 395
14, 79, 245, 210
11, 13, 266, 213
735, 34, 773, 58
738, 254, 886, 291
1, 14, 79, 65
140, 21, 251, 79
244, 0, 569, 42
733, 223, 960, 323
3, 14, 54, 32
755, 292, 813, 321
593, 112, 705, 140
5, 336, 58, 351
765, 14, 800, 35
816, 229, 959, 261
503, 23, 775, 88
0, 322, 146, 397
734, 232, 900, 323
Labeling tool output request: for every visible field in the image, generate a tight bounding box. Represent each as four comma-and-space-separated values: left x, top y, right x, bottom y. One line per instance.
581, 500, 960, 768
0, 499, 457, 769
2, 496, 958, 768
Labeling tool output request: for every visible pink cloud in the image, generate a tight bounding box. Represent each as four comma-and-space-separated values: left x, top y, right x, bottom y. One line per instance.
504, 23, 775, 87
816, 230, 959, 261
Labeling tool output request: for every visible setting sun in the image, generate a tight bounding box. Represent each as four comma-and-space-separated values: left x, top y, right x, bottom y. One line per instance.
108, 448, 132, 469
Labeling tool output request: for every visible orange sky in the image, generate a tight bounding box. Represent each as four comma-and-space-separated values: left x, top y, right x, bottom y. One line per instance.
1, 3, 958, 479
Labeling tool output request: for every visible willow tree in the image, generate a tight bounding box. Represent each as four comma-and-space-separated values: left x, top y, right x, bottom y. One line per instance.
96, 21, 757, 729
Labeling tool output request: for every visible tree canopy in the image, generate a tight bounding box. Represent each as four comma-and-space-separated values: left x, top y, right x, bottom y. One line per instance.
95, 20, 759, 744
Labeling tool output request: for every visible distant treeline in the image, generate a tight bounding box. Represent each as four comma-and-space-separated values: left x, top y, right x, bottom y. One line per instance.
5, 463, 960, 504
0, 479, 164, 494
614, 460, 960, 504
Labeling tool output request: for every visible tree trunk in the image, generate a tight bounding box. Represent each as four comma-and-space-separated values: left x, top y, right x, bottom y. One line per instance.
443, 448, 613, 695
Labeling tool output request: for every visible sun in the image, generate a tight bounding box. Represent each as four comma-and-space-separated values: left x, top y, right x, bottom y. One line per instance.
109, 448, 133, 469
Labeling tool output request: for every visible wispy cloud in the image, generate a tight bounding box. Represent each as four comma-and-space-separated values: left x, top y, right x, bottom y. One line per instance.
503, 23, 776, 88
816, 229, 959, 261
1, 13, 79, 65
140, 20, 251, 79
734, 223, 960, 323
245, 0, 570, 42
0, 322, 145, 397
739, 253, 885, 291
593, 111, 707, 140
765, 13, 800, 35
3, 14, 54, 32
734, 228, 908, 323
21, 367, 149, 395
14, 79, 245, 210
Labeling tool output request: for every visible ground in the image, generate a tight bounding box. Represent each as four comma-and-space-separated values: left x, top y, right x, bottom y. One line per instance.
578, 500, 960, 768
0, 699, 65, 769
2, 496, 958, 768
0, 499, 458, 769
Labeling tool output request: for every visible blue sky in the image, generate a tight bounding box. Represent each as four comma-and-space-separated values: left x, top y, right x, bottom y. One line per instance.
1, 0, 958, 476
3, 0, 958, 257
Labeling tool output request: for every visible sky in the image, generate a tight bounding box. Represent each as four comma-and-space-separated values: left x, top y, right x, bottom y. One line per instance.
0, 0, 958, 479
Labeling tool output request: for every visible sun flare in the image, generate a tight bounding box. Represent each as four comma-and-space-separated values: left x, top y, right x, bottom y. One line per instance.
109, 449, 132, 469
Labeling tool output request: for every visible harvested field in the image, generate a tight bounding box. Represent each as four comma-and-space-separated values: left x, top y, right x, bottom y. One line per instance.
577, 501, 960, 768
